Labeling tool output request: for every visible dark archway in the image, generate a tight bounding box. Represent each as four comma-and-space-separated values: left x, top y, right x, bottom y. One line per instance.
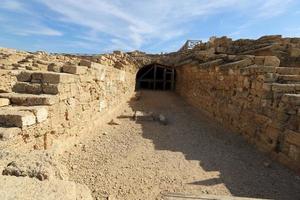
136, 64, 176, 91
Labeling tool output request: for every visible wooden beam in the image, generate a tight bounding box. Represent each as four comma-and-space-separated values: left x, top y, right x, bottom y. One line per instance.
138, 66, 154, 81
153, 65, 157, 90
171, 68, 175, 90
163, 68, 167, 90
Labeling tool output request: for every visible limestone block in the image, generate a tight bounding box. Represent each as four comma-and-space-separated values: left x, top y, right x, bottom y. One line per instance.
264, 56, 280, 67
285, 129, 300, 146
32, 106, 48, 123
17, 71, 32, 82
62, 64, 87, 75
0, 98, 9, 107
290, 47, 300, 57
220, 59, 253, 72
0, 127, 21, 141
42, 72, 75, 84
42, 84, 61, 95
36, 59, 50, 65
254, 56, 265, 65
48, 63, 62, 72
276, 67, 300, 75
79, 59, 92, 67
134, 111, 154, 121
272, 83, 297, 93
0, 93, 59, 106
0, 110, 36, 127
13, 82, 43, 94
281, 94, 300, 105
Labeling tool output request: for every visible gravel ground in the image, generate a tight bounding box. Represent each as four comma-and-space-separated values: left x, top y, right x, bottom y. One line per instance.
58, 91, 300, 200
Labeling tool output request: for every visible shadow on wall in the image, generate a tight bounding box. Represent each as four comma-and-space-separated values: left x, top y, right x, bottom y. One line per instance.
125, 91, 300, 200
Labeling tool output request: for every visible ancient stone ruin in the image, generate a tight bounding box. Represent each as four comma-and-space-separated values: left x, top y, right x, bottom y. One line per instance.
0, 35, 299, 199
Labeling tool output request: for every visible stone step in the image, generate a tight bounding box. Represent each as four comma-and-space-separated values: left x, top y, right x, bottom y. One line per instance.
277, 75, 300, 83
13, 82, 61, 95
271, 83, 300, 93
281, 94, 300, 105
276, 67, 300, 75
1, 106, 48, 123
0, 93, 58, 106
0, 110, 36, 128
62, 63, 88, 75
17, 70, 76, 84
0, 127, 21, 141
0, 106, 48, 128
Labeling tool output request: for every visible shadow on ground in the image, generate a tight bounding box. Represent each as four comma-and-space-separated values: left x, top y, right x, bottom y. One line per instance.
127, 90, 300, 200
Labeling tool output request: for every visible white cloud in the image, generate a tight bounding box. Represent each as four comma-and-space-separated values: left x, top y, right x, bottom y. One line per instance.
1, 0, 297, 52
14, 25, 63, 36
39, 0, 242, 50
0, 0, 63, 37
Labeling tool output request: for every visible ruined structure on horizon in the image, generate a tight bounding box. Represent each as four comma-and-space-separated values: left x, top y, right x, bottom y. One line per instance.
0, 35, 299, 199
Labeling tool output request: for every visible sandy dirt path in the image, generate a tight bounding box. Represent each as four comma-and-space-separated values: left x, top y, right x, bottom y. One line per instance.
58, 91, 300, 200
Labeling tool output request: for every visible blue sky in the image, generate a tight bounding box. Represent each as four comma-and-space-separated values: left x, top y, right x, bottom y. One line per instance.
0, 0, 300, 54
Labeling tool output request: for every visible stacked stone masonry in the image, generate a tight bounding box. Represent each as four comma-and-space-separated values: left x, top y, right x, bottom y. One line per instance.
0, 47, 137, 152
129, 35, 300, 171
176, 55, 300, 171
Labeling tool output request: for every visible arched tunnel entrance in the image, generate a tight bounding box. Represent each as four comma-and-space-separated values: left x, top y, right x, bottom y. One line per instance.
136, 64, 176, 90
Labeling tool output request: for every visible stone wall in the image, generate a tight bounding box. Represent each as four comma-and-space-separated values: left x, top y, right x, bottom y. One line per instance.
0, 70, 17, 93
176, 55, 300, 171
0, 59, 137, 152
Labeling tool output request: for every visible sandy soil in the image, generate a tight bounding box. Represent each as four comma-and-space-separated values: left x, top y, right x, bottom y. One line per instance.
58, 91, 300, 200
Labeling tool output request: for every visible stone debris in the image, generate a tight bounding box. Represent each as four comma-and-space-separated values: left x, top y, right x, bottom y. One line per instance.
1, 152, 69, 181
133, 111, 154, 121
158, 114, 168, 125
108, 119, 120, 125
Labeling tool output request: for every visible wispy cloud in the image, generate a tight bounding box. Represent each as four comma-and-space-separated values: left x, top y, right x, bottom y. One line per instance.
39, 0, 242, 50
0, 0, 62, 37
0, 0, 298, 53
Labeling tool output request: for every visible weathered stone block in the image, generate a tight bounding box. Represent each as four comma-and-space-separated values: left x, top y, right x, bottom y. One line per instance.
79, 59, 92, 67
281, 94, 300, 105
17, 71, 32, 82
0, 98, 10, 107
272, 83, 297, 93
264, 56, 280, 67
276, 67, 300, 75
285, 129, 300, 146
0, 110, 36, 127
48, 63, 62, 72
13, 82, 42, 94
0, 93, 59, 106
290, 47, 300, 57
62, 64, 87, 75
